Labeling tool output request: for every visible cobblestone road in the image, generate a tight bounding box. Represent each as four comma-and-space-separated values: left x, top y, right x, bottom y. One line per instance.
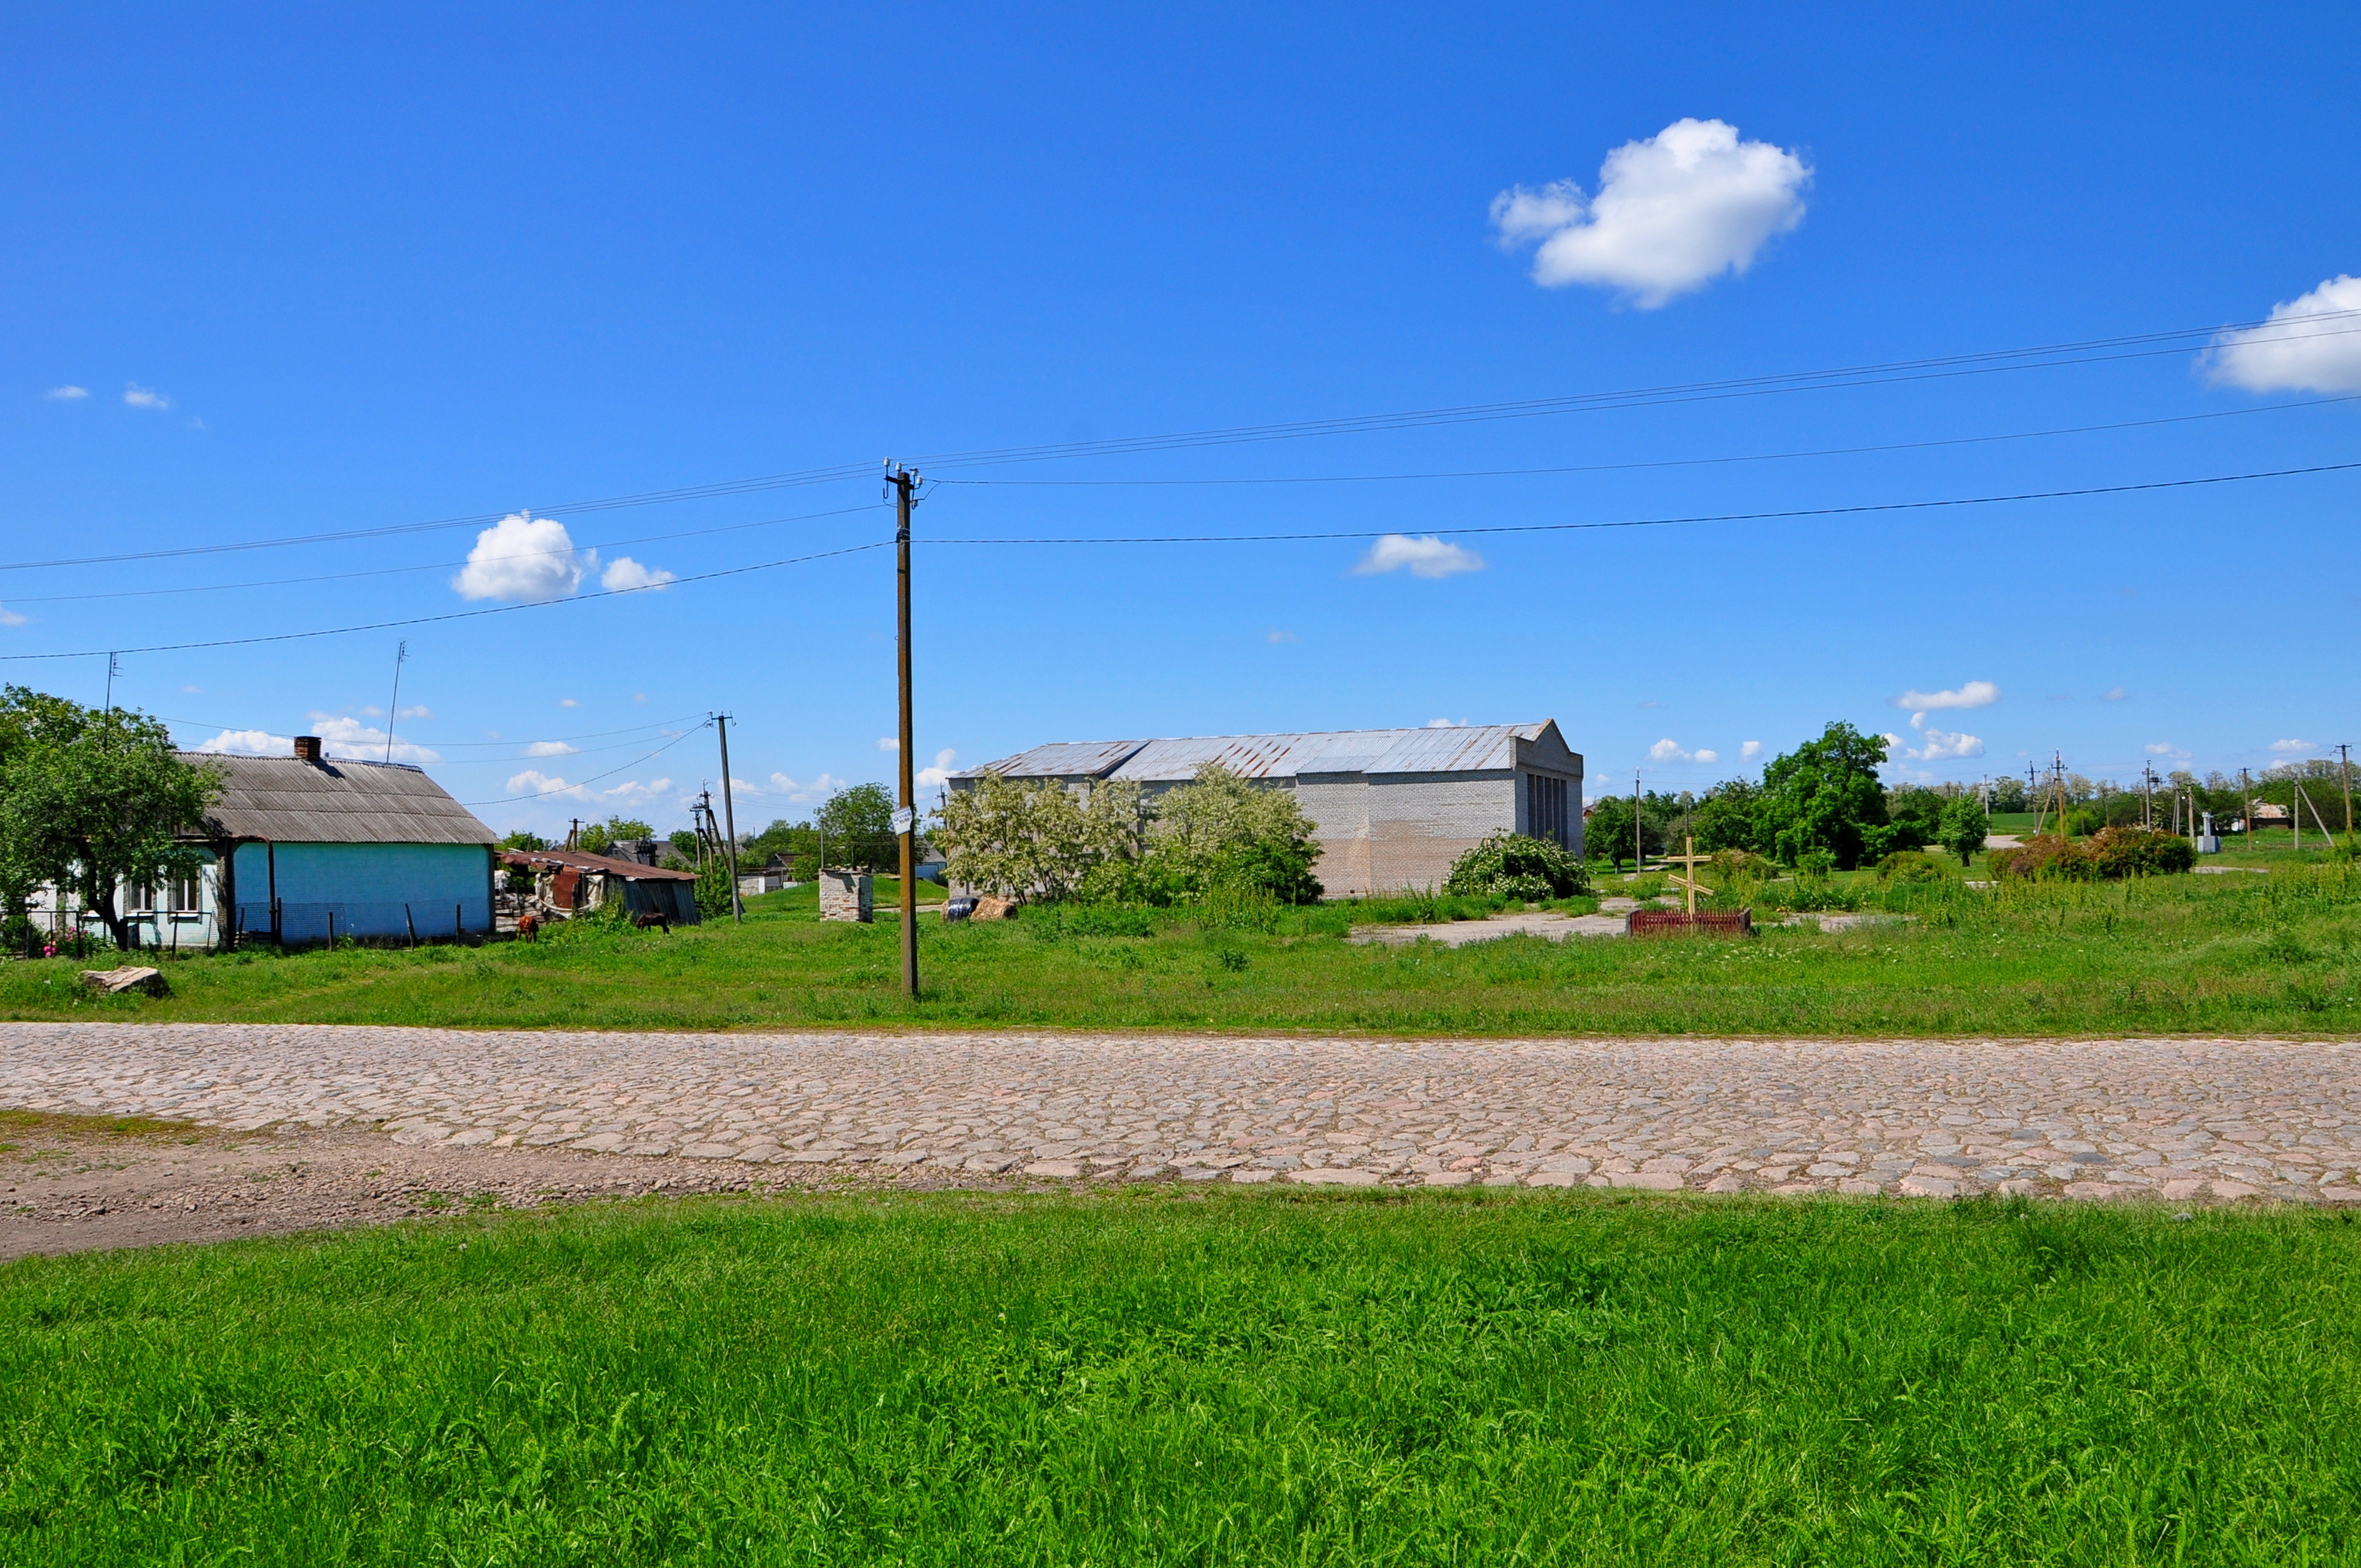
5, 1023, 2359, 1203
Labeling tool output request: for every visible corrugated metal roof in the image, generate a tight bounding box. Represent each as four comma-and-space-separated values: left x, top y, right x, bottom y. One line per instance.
500, 848, 696, 881
184, 754, 496, 845
959, 724, 1553, 784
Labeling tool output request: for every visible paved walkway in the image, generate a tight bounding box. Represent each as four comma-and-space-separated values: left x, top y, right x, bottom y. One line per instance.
5, 1023, 2359, 1203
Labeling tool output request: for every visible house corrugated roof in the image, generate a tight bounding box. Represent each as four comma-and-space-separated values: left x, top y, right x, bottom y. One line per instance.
183, 754, 496, 845
958, 724, 1552, 784
499, 848, 697, 881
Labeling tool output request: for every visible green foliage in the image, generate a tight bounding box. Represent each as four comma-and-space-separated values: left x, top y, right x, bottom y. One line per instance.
1874, 849, 1947, 884
1443, 832, 1590, 900
576, 816, 653, 857
1885, 785, 1946, 851
1141, 764, 1323, 905
1580, 794, 1639, 872
934, 772, 1147, 902
693, 860, 736, 919
1795, 848, 1839, 879
817, 784, 899, 871
1993, 828, 2197, 882
496, 830, 549, 852
9, 1194, 2361, 1563
1939, 793, 1989, 865
0, 687, 222, 950
1691, 779, 1763, 854
1758, 722, 1895, 869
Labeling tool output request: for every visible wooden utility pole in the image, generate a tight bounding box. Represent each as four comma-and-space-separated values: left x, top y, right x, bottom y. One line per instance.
1633, 769, 1643, 872
2141, 761, 2156, 831
887, 462, 921, 999
2341, 744, 2354, 838
714, 713, 743, 922
2242, 768, 2255, 849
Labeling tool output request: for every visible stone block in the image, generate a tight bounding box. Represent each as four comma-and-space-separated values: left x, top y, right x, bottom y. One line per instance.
819, 869, 873, 922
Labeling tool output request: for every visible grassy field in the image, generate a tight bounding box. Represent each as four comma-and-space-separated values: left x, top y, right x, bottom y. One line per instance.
4, 1189, 2359, 1563
3, 861, 2356, 1037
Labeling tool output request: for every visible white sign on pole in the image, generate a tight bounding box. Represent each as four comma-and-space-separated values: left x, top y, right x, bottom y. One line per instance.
890, 807, 916, 836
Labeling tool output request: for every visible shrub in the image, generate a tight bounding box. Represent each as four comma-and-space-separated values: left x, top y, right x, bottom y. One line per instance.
1795, 848, 1839, 880
1875, 850, 1947, 884
1444, 832, 1590, 901
1989, 834, 2095, 881
1142, 765, 1323, 905
2087, 826, 2197, 878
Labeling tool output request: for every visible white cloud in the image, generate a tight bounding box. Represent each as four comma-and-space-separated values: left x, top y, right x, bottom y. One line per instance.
878, 737, 899, 751
452, 512, 592, 603
600, 556, 675, 593
633, 692, 649, 704
2100, 687, 2128, 702
44, 385, 87, 401
180, 684, 201, 693
0, 605, 25, 627
307, 713, 441, 765
1266, 630, 1298, 643
917, 747, 959, 788
559, 697, 579, 708
194, 727, 291, 757
2208, 276, 2361, 392
1740, 740, 1762, 760
1426, 717, 1465, 729
762, 770, 848, 802
2146, 742, 2190, 759
1351, 534, 1485, 579
397, 703, 432, 720
1647, 738, 1718, 764
123, 382, 171, 410
503, 769, 673, 803
523, 740, 579, 757
2269, 737, 2318, 754
1491, 119, 1810, 307
1894, 680, 2000, 713
1892, 726, 1984, 764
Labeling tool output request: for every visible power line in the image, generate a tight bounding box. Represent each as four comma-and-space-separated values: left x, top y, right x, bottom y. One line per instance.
0, 540, 892, 663
157, 713, 705, 750
0, 503, 883, 607
8, 308, 2356, 577
8, 453, 2355, 664
455, 722, 714, 807
929, 393, 2361, 489
923, 455, 2361, 547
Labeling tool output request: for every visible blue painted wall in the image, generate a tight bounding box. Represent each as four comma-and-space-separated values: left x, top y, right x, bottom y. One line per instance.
229, 841, 492, 942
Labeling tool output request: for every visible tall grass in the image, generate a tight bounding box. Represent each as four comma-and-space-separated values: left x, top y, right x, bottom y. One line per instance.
4, 1190, 2360, 1563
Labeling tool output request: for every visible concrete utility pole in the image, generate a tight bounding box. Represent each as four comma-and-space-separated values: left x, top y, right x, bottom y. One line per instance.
2341, 744, 2354, 838
2142, 761, 2156, 831
887, 462, 922, 1000
384, 641, 408, 764
714, 713, 743, 922
2242, 767, 2255, 849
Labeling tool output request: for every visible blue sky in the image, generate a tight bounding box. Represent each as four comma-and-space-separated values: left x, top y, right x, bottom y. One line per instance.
5, 2, 2356, 835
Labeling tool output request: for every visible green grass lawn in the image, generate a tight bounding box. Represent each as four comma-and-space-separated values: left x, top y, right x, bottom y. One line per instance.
4, 1190, 2359, 1563
5, 863, 2356, 1036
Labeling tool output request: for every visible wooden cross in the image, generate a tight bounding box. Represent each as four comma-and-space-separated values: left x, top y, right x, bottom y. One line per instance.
1662, 835, 1711, 915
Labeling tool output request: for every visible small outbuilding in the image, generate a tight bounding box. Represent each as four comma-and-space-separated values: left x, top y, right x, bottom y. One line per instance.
500, 847, 701, 926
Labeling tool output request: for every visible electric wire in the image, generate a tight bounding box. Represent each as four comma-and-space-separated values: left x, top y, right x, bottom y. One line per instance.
921, 457, 2361, 548
0, 540, 892, 663
7, 307, 2356, 576
928, 392, 2361, 489
0, 504, 882, 608
455, 721, 714, 807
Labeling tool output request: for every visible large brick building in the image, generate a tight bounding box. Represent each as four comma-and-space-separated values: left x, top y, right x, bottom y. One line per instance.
951, 722, 1583, 898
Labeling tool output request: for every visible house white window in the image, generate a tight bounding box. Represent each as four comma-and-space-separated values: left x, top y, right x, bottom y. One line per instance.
126, 880, 157, 912
170, 870, 203, 912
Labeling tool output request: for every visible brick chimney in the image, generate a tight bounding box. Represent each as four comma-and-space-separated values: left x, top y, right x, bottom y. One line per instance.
293, 735, 324, 762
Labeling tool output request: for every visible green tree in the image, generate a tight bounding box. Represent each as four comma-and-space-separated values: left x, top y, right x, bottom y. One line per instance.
578, 816, 654, 856
933, 773, 1145, 902
0, 688, 222, 951
816, 784, 900, 871
498, 830, 549, 851
1691, 779, 1764, 854
1583, 795, 1649, 873
1141, 764, 1322, 905
1758, 722, 1894, 870
1938, 794, 1989, 866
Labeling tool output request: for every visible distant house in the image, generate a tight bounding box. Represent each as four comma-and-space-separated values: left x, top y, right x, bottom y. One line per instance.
951, 721, 1584, 898
29, 734, 499, 951
502, 847, 700, 925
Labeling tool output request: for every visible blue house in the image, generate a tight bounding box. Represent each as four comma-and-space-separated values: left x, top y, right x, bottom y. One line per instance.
116, 735, 499, 949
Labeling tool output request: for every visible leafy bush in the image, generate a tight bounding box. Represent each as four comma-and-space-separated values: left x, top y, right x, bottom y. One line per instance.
1795, 848, 1839, 880
1141, 765, 1323, 905
935, 772, 1146, 902
694, 861, 736, 919
1992, 828, 2193, 881
1445, 833, 1590, 901
1875, 851, 1947, 884
2087, 826, 2198, 878
1938, 794, 1989, 865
